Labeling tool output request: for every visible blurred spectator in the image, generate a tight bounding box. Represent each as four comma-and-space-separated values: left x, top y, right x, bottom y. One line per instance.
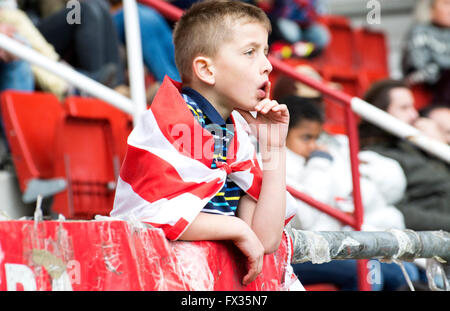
170, 0, 198, 10
362, 79, 446, 143
258, 0, 330, 58
34, 0, 65, 18
283, 95, 419, 291
36, 0, 125, 88
0, 20, 34, 169
0, 0, 69, 98
17, 0, 65, 20
421, 104, 450, 144
402, 0, 450, 104
0, 23, 33, 91
359, 79, 450, 232
110, 0, 181, 83
273, 64, 323, 100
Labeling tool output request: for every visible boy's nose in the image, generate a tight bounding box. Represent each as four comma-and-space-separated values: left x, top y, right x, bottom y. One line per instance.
261, 55, 273, 75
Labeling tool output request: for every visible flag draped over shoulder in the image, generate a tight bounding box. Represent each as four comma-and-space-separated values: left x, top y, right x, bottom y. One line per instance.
111, 77, 297, 240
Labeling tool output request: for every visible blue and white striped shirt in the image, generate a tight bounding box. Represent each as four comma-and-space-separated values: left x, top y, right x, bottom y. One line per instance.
181, 87, 244, 216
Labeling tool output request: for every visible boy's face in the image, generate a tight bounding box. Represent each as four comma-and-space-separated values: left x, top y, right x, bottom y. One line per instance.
210, 20, 273, 111
286, 120, 322, 159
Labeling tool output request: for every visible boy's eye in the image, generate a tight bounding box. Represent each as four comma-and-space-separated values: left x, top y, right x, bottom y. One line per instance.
245, 49, 255, 56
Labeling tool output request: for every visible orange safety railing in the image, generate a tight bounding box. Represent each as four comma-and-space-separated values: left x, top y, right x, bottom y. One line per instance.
138, 0, 370, 291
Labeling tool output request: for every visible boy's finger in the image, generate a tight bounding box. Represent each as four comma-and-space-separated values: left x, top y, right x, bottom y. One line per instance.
260, 100, 278, 114
255, 98, 271, 111
242, 255, 263, 285
242, 264, 260, 285
272, 103, 289, 116
265, 81, 271, 100
272, 103, 286, 111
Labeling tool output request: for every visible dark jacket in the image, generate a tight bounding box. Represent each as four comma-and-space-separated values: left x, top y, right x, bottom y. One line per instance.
360, 125, 450, 231
402, 22, 450, 103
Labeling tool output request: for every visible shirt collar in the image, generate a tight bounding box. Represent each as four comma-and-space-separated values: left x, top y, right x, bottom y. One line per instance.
181, 87, 229, 126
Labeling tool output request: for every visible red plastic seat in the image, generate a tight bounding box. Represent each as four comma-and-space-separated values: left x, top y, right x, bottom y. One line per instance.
354, 28, 390, 92
354, 28, 389, 76
0, 91, 65, 192
64, 96, 133, 164
316, 15, 357, 73
51, 117, 116, 219
51, 97, 133, 219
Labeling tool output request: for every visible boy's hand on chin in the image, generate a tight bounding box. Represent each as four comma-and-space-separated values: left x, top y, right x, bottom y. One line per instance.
236, 82, 289, 149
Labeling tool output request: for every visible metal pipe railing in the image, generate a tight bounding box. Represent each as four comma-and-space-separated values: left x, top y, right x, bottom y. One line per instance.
287, 228, 450, 263
288, 228, 450, 291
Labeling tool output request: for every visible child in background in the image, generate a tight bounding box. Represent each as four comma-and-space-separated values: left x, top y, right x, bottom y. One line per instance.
283, 95, 420, 291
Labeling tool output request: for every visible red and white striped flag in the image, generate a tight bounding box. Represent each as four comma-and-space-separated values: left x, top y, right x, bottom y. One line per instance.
111, 77, 296, 240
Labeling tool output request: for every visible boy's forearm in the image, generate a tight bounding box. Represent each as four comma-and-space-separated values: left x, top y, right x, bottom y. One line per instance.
251, 146, 287, 253
179, 212, 250, 242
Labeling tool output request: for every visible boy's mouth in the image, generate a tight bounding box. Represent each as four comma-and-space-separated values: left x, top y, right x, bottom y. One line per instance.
257, 81, 269, 99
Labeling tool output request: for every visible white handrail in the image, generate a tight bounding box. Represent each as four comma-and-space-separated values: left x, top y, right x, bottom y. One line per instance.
0, 33, 134, 115
123, 0, 147, 125
351, 97, 450, 163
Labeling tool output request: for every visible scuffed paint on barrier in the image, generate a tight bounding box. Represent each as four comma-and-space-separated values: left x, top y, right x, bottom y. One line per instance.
0, 220, 293, 291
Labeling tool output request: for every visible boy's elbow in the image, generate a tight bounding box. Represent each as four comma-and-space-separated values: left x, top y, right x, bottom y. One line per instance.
262, 236, 282, 254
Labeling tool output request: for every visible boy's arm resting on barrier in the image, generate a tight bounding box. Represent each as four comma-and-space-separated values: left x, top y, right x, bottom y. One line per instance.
178, 212, 265, 286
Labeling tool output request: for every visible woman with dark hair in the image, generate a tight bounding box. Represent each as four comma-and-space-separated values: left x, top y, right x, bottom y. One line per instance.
359, 79, 450, 232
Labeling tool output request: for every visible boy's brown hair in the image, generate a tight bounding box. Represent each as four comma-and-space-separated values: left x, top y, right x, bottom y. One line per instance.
173, 0, 271, 83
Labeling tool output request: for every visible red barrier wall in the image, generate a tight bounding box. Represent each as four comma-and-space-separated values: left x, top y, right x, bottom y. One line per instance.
0, 220, 293, 291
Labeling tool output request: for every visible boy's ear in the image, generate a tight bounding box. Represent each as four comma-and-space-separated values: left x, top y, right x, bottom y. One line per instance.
192, 56, 215, 86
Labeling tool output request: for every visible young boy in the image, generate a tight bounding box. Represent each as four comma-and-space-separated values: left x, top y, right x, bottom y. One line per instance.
283, 95, 344, 230
111, 0, 297, 286
284, 96, 324, 160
